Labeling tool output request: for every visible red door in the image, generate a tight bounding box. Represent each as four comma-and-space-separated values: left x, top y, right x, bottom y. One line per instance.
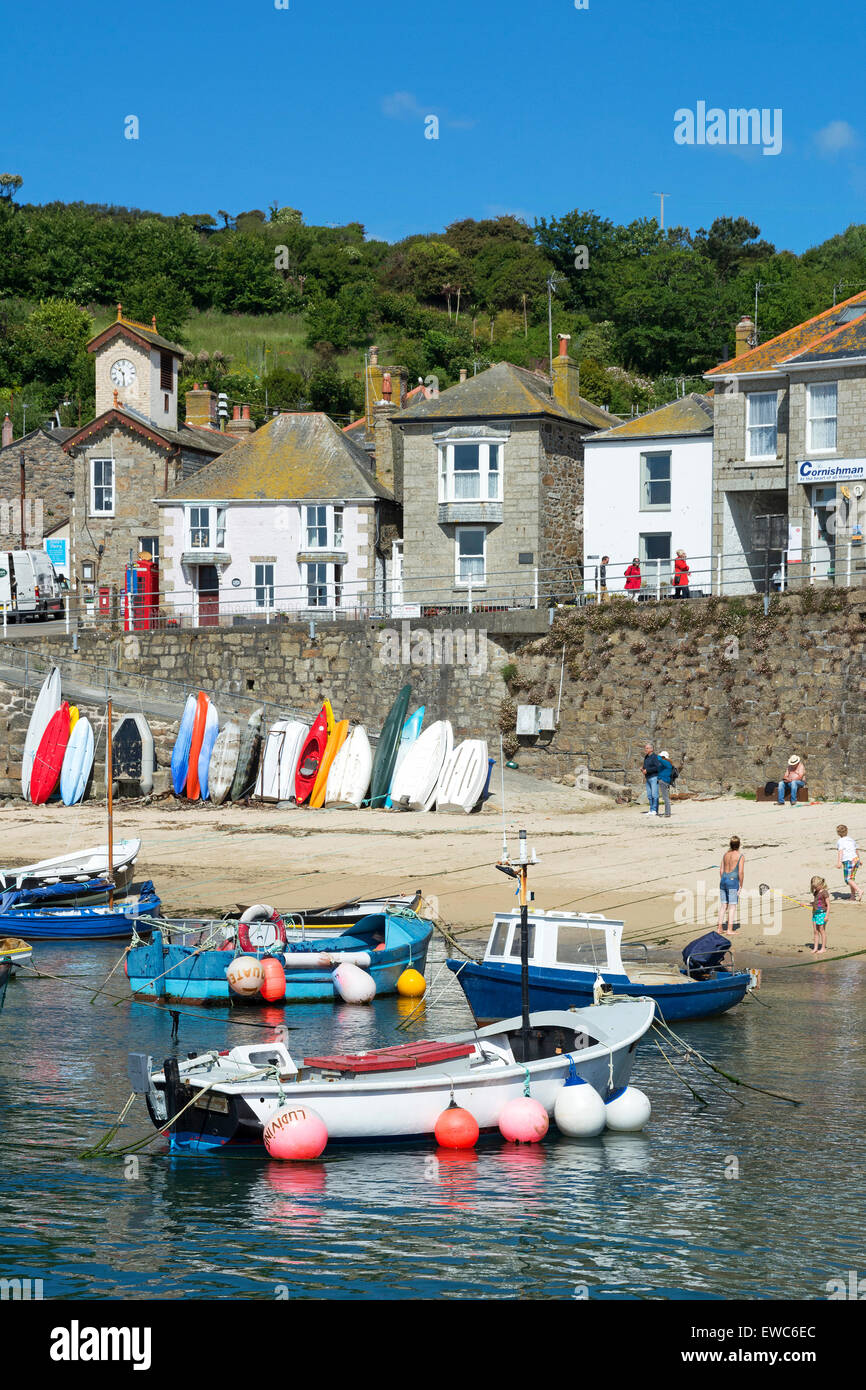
197, 565, 219, 628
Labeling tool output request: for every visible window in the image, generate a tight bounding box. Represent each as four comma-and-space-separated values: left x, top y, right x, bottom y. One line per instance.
807, 383, 837, 452
438, 441, 504, 502
91, 459, 114, 516
489, 920, 509, 956
254, 563, 274, 608
139, 536, 159, 562
190, 507, 210, 548
333, 507, 343, 548
306, 505, 328, 548
334, 563, 343, 607
215, 508, 226, 548
306, 562, 328, 607
507, 923, 536, 960
746, 391, 778, 459
640, 452, 671, 510
456, 527, 486, 586
640, 532, 672, 585
160, 353, 173, 392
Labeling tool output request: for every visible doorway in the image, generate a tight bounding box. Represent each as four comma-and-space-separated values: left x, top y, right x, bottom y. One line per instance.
196, 565, 219, 627
810, 485, 836, 582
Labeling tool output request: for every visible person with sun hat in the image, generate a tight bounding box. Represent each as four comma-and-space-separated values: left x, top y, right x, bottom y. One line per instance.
777, 753, 805, 806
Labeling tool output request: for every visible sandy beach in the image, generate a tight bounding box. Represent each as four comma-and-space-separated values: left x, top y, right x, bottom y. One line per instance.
3, 773, 865, 966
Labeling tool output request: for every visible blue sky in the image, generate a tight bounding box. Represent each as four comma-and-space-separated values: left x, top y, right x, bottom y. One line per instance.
4, 0, 865, 251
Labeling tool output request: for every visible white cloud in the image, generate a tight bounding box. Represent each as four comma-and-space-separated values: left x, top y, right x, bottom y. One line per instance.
814, 120, 859, 156
381, 91, 474, 130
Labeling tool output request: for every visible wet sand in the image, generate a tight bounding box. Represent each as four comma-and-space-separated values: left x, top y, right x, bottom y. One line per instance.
3, 777, 864, 965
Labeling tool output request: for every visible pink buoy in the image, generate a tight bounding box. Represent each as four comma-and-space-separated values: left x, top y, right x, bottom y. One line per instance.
434, 1103, 479, 1150
498, 1096, 549, 1144
263, 1104, 328, 1161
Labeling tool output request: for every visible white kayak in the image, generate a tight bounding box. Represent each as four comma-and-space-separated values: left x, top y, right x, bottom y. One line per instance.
389, 719, 453, 812
208, 722, 240, 805
0, 837, 142, 890
21, 667, 62, 800
278, 720, 308, 800
59, 717, 95, 806
435, 738, 489, 813
325, 725, 372, 809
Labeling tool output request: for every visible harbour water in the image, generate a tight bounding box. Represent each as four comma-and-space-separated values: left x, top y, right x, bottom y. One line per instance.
0, 939, 863, 1300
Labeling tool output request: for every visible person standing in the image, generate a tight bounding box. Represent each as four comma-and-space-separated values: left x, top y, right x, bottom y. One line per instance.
624, 557, 641, 600
836, 824, 863, 902
810, 876, 830, 954
598, 555, 610, 603
674, 549, 690, 598
656, 749, 675, 818
642, 742, 660, 816
777, 754, 806, 806
717, 836, 745, 936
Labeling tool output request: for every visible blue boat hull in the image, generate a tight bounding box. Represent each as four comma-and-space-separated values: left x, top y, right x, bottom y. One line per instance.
0, 892, 161, 940
128, 914, 432, 1004
447, 959, 751, 1023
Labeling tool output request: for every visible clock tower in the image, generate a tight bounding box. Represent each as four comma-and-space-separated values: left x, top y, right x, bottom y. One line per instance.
88, 305, 184, 430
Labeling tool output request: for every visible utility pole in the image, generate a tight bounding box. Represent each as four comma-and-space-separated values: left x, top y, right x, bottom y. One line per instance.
754, 281, 764, 345
522, 292, 528, 337
653, 193, 669, 231
547, 275, 557, 395
19, 453, 26, 549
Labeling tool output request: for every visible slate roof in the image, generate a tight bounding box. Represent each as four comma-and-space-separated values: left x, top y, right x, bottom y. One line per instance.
87, 312, 186, 359
159, 411, 395, 503
0, 425, 76, 453
396, 361, 618, 429
62, 406, 235, 457
587, 393, 713, 441
705, 290, 866, 378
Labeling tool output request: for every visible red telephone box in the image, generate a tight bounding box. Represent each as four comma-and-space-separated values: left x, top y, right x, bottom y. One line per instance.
124, 555, 159, 631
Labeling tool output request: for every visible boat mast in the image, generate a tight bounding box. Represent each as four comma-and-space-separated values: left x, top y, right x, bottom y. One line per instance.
497, 827, 537, 1063
106, 699, 114, 909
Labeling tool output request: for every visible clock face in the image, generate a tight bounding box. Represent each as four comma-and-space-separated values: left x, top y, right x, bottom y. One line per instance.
110, 358, 137, 388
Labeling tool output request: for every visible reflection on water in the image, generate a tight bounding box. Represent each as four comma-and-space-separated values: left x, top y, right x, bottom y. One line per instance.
0, 938, 864, 1299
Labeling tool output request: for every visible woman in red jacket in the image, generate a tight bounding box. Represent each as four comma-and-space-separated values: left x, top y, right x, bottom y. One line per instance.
674, 549, 690, 598
624, 557, 641, 599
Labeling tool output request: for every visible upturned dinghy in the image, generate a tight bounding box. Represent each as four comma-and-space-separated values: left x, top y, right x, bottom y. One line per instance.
324, 725, 372, 808
60, 717, 95, 805
112, 714, 155, 796
130, 998, 654, 1150
208, 722, 241, 804
230, 709, 263, 802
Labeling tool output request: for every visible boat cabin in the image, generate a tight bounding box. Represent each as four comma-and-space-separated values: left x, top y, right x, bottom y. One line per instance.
484, 910, 632, 981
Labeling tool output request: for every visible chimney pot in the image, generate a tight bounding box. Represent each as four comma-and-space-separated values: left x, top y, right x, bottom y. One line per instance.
2, 412, 12, 448
232, 405, 241, 421
459, 368, 468, 383
558, 333, 571, 357
242, 404, 250, 420
382, 371, 392, 402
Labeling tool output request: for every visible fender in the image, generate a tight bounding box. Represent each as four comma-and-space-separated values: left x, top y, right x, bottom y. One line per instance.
238, 904, 288, 953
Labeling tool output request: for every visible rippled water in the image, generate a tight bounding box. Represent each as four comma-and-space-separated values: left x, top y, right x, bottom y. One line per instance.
0, 938, 863, 1300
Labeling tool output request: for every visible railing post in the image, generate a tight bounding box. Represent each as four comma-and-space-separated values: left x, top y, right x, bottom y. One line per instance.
655, 558, 661, 601
467, 583, 473, 614
717, 553, 722, 596
533, 567, 539, 610
847, 541, 852, 587
780, 555, 787, 592
64, 594, 70, 635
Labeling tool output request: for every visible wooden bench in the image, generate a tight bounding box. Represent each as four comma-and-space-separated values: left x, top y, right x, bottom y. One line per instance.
756, 783, 809, 803
303, 1040, 476, 1075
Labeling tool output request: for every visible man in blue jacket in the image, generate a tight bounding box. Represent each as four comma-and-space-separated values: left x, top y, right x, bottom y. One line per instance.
656, 749, 675, 818
642, 743, 660, 816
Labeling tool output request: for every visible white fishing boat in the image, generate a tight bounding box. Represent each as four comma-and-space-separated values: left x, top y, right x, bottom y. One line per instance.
130, 998, 655, 1150
435, 738, 489, 813
0, 838, 142, 891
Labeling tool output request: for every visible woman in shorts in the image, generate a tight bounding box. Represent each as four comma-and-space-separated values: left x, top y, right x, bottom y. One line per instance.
717, 836, 745, 936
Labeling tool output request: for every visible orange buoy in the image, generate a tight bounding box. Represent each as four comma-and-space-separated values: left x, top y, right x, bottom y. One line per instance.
260, 956, 286, 1002
434, 1102, 479, 1150
264, 1105, 328, 1160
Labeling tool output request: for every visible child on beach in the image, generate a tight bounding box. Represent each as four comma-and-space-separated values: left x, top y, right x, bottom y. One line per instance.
810, 876, 830, 954
835, 825, 863, 902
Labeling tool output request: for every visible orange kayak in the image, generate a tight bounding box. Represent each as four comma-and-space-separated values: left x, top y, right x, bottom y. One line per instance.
310, 719, 349, 808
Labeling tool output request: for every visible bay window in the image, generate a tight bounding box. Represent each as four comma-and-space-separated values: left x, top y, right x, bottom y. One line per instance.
438, 441, 504, 503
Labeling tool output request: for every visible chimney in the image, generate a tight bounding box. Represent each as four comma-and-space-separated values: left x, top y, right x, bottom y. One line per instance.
550, 333, 583, 417
230, 403, 256, 436
382, 371, 392, 402
1, 413, 12, 448
185, 385, 218, 429
459, 368, 468, 383
735, 316, 755, 356
373, 398, 403, 501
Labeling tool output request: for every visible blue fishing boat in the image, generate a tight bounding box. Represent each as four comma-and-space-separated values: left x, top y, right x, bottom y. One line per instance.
447, 911, 756, 1024
0, 881, 161, 941
126, 909, 433, 1005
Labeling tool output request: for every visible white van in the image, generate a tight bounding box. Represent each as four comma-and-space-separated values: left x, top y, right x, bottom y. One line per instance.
0, 550, 65, 621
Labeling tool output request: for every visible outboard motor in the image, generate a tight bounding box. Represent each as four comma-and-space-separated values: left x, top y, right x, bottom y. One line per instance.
682, 930, 731, 978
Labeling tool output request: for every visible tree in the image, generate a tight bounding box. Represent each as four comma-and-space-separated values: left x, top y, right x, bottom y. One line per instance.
0, 173, 23, 202
123, 274, 192, 340
18, 299, 93, 389
695, 217, 775, 283
404, 240, 463, 303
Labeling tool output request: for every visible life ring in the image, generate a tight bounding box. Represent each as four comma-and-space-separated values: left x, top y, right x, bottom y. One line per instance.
238, 904, 288, 953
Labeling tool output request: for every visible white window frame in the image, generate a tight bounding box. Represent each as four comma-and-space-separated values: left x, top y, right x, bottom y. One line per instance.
254, 562, 275, 609
746, 391, 778, 460
438, 441, 505, 503
139, 535, 159, 562
807, 382, 837, 453
455, 526, 486, 588
639, 451, 672, 511
189, 506, 210, 549
306, 505, 328, 549
306, 561, 329, 607
90, 458, 114, 517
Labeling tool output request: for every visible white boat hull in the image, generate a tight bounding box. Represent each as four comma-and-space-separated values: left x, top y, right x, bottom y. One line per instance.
22, 667, 61, 800
436, 738, 489, 813
389, 719, 453, 812
325, 725, 372, 808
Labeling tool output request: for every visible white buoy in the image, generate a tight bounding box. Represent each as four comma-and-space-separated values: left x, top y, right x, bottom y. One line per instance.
604, 1086, 651, 1132
226, 955, 265, 997
554, 1078, 606, 1138
332, 961, 377, 1004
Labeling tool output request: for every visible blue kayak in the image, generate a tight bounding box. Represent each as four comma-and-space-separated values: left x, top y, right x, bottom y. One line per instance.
171, 695, 197, 796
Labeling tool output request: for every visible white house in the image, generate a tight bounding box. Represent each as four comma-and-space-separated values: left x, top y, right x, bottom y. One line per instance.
156, 411, 397, 624
582, 393, 714, 595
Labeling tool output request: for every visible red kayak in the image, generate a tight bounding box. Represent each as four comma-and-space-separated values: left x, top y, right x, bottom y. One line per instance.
294, 707, 329, 804
30, 702, 71, 805
186, 693, 209, 800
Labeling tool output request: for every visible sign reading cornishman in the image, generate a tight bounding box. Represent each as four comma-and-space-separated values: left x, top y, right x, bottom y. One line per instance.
797, 459, 866, 483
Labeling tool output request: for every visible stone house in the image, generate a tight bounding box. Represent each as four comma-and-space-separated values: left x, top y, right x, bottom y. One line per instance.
0, 417, 75, 551
156, 411, 397, 625
392, 337, 617, 611
705, 294, 866, 592
61, 308, 239, 606
583, 393, 714, 594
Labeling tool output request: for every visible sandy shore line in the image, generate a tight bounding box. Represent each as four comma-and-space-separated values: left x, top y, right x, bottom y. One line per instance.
3, 777, 865, 966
